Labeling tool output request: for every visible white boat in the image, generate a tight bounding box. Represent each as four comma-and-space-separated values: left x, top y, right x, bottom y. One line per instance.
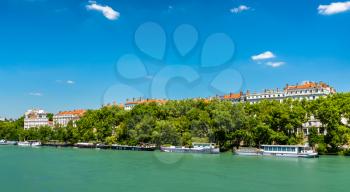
161, 143, 219, 154
18, 141, 41, 147
0, 139, 17, 145
261, 145, 318, 158
30, 141, 41, 147
234, 145, 318, 158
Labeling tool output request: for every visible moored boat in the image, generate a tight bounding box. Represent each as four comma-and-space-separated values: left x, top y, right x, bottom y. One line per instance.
18, 141, 41, 147
234, 147, 263, 156
161, 143, 219, 154
0, 139, 17, 145
96, 143, 156, 151
261, 145, 318, 158
234, 145, 318, 158
74, 142, 96, 148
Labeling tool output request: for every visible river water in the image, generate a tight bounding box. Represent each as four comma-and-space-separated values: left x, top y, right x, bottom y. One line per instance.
0, 146, 348, 192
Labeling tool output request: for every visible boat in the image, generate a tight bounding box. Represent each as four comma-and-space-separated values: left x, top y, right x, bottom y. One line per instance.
42, 140, 73, 147
96, 143, 156, 151
234, 147, 263, 156
0, 139, 17, 145
17, 141, 41, 147
234, 145, 318, 158
160, 143, 219, 154
261, 145, 318, 158
74, 142, 96, 148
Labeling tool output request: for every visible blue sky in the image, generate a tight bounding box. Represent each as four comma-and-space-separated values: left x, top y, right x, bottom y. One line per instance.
0, 0, 350, 118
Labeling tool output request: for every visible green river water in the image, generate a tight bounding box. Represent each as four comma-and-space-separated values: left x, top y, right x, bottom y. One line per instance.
0, 146, 349, 192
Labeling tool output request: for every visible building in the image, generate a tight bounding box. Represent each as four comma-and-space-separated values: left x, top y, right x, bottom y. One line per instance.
124, 98, 167, 110
221, 81, 335, 104
301, 115, 325, 136
24, 109, 50, 129
220, 92, 244, 103
284, 81, 336, 101
219, 81, 336, 137
246, 89, 285, 104
53, 109, 86, 127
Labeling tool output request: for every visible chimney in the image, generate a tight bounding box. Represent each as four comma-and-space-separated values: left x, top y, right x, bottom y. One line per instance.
246, 90, 250, 95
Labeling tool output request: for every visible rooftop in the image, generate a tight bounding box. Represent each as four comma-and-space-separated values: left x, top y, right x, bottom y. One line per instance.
56, 109, 86, 116
125, 99, 167, 105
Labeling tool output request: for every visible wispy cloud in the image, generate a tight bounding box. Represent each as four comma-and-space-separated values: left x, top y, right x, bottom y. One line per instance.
56, 80, 75, 85
318, 1, 350, 15
86, 1, 120, 20
230, 5, 251, 14
29, 92, 43, 97
266, 61, 285, 68
66, 80, 75, 84
251, 51, 276, 61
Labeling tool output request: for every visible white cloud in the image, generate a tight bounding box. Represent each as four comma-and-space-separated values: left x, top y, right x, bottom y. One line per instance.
251, 51, 276, 61
266, 61, 285, 68
56, 80, 75, 85
66, 80, 75, 84
318, 1, 350, 15
86, 1, 120, 20
230, 5, 250, 14
29, 92, 43, 96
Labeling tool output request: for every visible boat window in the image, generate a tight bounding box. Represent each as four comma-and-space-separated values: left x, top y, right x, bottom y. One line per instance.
282, 147, 286, 151
273, 147, 277, 151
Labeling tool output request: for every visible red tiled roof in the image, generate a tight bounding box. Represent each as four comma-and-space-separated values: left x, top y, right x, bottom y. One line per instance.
286, 81, 333, 90
222, 92, 242, 99
125, 99, 167, 105
57, 109, 86, 116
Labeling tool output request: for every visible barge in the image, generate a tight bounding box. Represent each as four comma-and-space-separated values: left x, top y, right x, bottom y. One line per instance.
18, 141, 41, 147
160, 143, 219, 154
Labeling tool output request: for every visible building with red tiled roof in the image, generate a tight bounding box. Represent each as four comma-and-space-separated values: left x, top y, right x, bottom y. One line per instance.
220, 81, 335, 104
53, 109, 86, 127
220, 92, 244, 103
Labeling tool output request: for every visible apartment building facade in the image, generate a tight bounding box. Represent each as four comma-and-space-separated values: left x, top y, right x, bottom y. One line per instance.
24, 109, 50, 129
53, 109, 86, 127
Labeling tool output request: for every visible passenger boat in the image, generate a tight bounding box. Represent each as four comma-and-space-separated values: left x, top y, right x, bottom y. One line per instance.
160, 143, 219, 154
261, 145, 318, 158
17, 141, 41, 147
0, 139, 17, 145
234, 145, 318, 158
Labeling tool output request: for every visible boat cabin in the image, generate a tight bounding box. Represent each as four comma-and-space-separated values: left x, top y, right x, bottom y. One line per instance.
261, 145, 313, 154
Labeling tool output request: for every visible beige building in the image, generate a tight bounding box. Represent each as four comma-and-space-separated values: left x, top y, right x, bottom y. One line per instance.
53, 109, 86, 127
24, 109, 50, 129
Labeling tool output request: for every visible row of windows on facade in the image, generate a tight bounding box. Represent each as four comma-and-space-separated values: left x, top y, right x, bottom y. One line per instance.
247, 90, 327, 99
